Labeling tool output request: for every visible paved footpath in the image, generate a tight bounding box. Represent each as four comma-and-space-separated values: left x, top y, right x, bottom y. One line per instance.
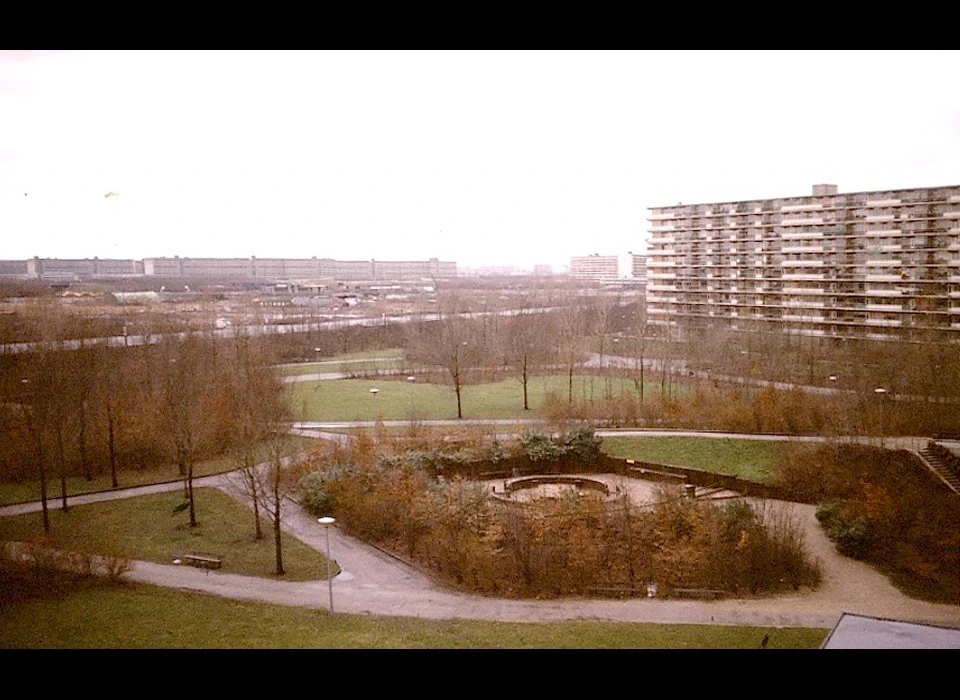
4, 460, 959, 631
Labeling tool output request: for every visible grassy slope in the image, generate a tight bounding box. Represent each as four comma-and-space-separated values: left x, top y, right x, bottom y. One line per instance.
0, 487, 333, 581
0, 576, 826, 649
601, 436, 789, 483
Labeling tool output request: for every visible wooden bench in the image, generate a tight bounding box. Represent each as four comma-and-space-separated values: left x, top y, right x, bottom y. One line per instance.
586, 586, 647, 598
181, 553, 223, 570
671, 588, 725, 600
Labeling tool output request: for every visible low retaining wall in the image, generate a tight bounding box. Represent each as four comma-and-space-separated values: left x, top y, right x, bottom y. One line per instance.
504, 475, 610, 496
465, 454, 795, 502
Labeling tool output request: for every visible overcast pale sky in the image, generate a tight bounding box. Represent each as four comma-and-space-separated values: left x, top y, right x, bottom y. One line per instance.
1, 50, 958, 271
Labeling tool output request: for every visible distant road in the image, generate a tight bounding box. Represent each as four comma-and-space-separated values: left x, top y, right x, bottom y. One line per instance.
0, 307, 553, 355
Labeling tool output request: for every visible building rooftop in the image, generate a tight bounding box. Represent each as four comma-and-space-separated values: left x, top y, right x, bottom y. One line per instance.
820, 613, 960, 649
649, 183, 960, 211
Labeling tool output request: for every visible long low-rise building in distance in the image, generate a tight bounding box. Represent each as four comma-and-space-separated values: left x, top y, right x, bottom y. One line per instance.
0, 256, 457, 284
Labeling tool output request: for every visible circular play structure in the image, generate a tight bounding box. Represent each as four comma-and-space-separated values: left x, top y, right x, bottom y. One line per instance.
490, 475, 614, 503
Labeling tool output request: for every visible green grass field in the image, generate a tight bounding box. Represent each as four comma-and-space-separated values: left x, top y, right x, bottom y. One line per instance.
289, 374, 673, 422
0, 487, 334, 581
601, 436, 790, 483
0, 577, 827, 648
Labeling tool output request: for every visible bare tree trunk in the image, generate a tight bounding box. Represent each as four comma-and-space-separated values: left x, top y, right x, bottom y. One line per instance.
273, 463, 284, 576
79, 403, 91, 481
34, 426, 50, 533
187, 457, 197, 528
106, 400, 118, 488
56, 419, 68, 513
522, 354, 529, 411
248, 454, 263, 540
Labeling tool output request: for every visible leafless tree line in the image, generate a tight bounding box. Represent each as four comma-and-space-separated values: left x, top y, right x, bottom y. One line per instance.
0, 313, 289, 535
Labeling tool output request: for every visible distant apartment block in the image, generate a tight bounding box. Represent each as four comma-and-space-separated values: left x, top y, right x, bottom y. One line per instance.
459, 265, 521, 277
646, 184, 960, 342
570, 254, 620, 283
2, 256, 457, 283
21, 257, 143, 282
629, 253, 647, 284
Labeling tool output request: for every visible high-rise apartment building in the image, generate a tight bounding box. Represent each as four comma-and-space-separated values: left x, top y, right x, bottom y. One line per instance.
646, 184, 960, 342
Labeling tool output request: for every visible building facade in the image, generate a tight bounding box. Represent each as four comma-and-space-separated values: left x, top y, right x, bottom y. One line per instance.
645, 184, 960, 342
3, 256, 456, 283
570, 254, 620, 283
629, 253, 647, 284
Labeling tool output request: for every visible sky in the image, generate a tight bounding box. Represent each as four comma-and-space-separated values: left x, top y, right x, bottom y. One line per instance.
1, 50, 958, 272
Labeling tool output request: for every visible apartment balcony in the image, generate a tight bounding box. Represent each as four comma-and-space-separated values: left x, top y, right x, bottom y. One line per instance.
782, 245, 824, 254
782, 217, 825, 226
782, 274, 825, 282
782, 230, 824, 239
649, 230, 676, 242
783, 286, 825, 295
864, 274, 902, 283
783, 314, 825, 322
781, 203, 823, 212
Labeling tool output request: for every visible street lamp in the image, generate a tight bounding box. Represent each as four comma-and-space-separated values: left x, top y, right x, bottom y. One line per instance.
318, 516, 336, 614
875, 387, 887, 448
407, 375, 416, 421
826, 375, 840, 437
369, 387, 380, 421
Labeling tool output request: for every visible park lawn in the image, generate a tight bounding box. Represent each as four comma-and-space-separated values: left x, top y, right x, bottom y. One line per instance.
0, 435, 321, 507
601, 436, 790, 483
0, 487, 334, 581
288, 374, 676, 422
277, 358, 408, 377
275, 349, 406, 376
0, 575, 827, 649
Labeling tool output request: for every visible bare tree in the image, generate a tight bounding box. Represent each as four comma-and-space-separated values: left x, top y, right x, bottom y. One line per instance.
158, 336, 215, 528
18, 370, 51, 533
406, 292, 480, 419
94, 344, 123, 488
226, 327, 290, 542
505, 301, 552, 411
554, 291, 589, 404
